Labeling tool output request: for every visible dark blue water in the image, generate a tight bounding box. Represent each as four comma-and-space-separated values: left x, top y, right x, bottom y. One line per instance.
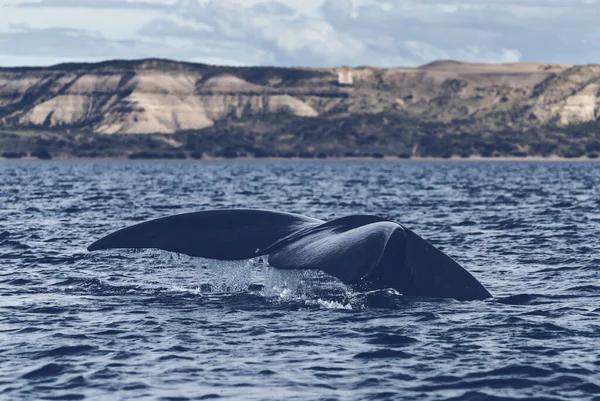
1, 161, 599, 401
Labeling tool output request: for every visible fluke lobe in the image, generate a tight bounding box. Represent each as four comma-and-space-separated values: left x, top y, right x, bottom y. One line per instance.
88, 209, 491, 301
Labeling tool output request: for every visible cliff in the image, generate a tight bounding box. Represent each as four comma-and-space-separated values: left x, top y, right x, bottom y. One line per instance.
1, 59, 599, 159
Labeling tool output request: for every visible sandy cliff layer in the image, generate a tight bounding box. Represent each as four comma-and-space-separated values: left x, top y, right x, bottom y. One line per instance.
0, 59, 598, 136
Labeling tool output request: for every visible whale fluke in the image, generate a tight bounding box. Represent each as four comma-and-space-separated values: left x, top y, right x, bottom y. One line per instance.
88, 209, 322, 260
88, 209, 491, 301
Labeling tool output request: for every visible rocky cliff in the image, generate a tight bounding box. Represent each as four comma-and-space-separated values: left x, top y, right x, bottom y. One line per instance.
1, 59, 599, 159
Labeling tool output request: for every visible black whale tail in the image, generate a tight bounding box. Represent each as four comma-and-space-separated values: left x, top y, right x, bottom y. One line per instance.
87, 209, 323, 260
88, 209, 492, 301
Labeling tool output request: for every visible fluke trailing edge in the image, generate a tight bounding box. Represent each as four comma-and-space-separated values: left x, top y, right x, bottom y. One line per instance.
88, 209, 491, 301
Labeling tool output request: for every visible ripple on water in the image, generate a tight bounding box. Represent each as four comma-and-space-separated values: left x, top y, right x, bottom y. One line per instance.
1, 161, 600, 401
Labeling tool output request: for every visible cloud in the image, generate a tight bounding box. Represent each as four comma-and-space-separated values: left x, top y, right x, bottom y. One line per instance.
137, 19, 212, 39
0, 25, 134, 59
1, 0, 600, 67
14, 0, 173, 9
316, 0, 600, 65
250, 1, 297, 16
404, 42, 522, 65
0, 23, 192, 64
137, 0, 367, 66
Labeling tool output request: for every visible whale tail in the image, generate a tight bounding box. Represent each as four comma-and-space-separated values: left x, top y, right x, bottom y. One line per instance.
88, 209, 492, 301
88, 210, 400, 287
87, 209, 323, 260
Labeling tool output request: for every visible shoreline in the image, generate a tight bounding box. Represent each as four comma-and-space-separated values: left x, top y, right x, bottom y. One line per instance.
1, 155, 599, 162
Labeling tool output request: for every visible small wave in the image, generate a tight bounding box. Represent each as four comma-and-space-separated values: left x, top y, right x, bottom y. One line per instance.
353, 349, 413, 359
36, 345, 97, 358
567, 285, 600, 292
26, 306, 71, 314
51, 277, 88, 287
496, 294, 549, 305
467, 364, 553, 379
62, 206, 83, 213
411, 377, 540, 392
5, 278, 34, 286
51, 333, 91, 340
151, 204, 183, 210
22, 363, 66, 379
91, 329, 125, 336
30, 255, 84, 264
43, 237, 73, 243
157, 354, 195, 362
15, 326, 43, 334
455, 220, 478, 227
366, 334, 419, 347
82, 195, 113, 202
0, 239, 30, 249
64, 278, 143, 296
443, 391, 564, 401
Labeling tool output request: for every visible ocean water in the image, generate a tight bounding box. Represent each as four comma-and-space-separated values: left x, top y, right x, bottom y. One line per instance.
1, 160, 599, 401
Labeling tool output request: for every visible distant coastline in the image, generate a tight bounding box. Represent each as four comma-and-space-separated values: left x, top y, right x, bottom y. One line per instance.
2, 154, 599, 162
1, 59, 599, 160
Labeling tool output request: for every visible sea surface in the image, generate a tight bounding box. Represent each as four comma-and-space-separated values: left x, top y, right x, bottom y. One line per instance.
1, 160, 599, 401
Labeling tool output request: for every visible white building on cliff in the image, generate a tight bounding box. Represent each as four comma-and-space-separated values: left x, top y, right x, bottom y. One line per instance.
338, 68, 354, 85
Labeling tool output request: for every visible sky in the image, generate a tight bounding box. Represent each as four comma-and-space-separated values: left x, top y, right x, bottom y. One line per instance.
0, 0, 598, 68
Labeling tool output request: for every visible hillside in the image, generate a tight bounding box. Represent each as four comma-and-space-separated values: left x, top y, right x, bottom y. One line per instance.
1, 58, 599, 159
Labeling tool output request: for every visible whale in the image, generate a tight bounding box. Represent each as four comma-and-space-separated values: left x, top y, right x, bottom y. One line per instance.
88, 209, 491, 301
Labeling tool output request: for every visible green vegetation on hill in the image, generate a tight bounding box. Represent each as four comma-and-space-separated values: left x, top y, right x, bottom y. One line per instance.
2, 114, 599, 160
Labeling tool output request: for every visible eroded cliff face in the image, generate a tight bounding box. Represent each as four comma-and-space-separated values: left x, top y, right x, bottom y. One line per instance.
0, 59, 598, 135
0, 60, 334, 134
